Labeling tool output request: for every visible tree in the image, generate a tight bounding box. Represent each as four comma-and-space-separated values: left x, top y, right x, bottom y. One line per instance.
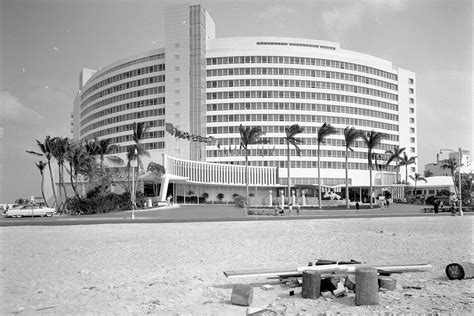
27, 136, 58, 210
50, 137, 70, 212
399, 152, 417, 184
343, 127, 362, 209
409, 173, 427, 200
386, 147, 406, 184
440, 158, 458, 195
96, 138, 122, 174
424, 169, 434, 178
65, 142, 95, 197
284, 124, 304, 208
239, 124, 266, 215
362, 130, 385, 209
34, 160, 48, 207
316, 122, 337, 209
127, 122, 150, 198
147, 162, 166, 196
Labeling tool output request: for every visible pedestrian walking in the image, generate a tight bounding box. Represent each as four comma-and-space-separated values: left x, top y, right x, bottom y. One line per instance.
433, 199, 439, 215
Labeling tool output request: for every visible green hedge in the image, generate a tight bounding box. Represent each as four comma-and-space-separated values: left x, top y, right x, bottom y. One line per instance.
66, 191, 134, 215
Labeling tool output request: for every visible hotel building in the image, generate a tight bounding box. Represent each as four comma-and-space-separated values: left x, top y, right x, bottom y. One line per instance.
72, 4, 417, 203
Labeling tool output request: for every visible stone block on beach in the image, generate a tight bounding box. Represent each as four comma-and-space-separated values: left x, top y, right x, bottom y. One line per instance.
231, 284, 253, 306
355, 267, 379, 306
378, 276, 397, 291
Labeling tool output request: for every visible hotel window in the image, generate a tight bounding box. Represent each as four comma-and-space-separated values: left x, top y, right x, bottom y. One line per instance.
409, 78, 414, 84
409, 108, 415, 114
175, 66, 180, 71
175, 43, 180, 48
175, 55, 180, 60
410, 127, 415, 133
175, 113, 180, 118
409, 88, 414, 94
411, 167, 416, 172
175, 90, 180, 94
410, 118, 415, 123
411, 147, 415, 153
175, 101, 180, 106
410, 137, 415, 143
409, 98, 414, 104
175, 78, 180, 83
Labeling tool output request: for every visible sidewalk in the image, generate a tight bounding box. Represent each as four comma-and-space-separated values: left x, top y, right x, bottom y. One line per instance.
117, 202, 448, 221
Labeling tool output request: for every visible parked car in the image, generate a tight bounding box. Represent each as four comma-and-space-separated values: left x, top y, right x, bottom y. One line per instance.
5, 204, 56, 218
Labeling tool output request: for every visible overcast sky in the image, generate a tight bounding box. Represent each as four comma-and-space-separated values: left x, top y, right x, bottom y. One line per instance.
0, 0, 472, 202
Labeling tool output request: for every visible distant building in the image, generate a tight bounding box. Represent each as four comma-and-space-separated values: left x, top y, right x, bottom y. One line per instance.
424, 150, 472, 177
70, 4, 418, 203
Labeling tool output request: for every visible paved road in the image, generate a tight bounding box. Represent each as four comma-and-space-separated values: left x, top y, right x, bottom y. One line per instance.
1, 203, 469, 227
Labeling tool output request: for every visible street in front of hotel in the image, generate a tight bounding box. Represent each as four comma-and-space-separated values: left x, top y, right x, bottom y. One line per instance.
1, 203, 470, 227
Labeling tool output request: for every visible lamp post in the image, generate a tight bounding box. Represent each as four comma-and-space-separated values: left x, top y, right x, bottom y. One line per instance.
440, 148, 463, 216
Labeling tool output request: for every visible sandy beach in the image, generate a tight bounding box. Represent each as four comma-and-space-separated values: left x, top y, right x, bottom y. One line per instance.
1, 216, 473, 315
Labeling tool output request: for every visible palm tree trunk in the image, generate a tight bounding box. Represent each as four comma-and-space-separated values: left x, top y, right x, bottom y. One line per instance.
57, 163, 64, 212
318, 143, 322, 210
345, 148, 349, 209
40, 173, 48, 207
135, 158, 140, 197
396, 161, 400, 184
127, 166, 131, 193
414, 182, 417, 200
68, 164, 79, 197
245, 150, 249, 216
287, 141, 291, 208
369, 166, 373, 209
61, 163, 68, 200
47, 159, 58, 210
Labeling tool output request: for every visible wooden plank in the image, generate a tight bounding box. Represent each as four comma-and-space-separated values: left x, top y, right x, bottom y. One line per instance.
223, 263, 432, 278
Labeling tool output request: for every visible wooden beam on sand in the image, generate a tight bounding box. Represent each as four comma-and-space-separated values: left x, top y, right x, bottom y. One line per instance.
224, 263, 432, 278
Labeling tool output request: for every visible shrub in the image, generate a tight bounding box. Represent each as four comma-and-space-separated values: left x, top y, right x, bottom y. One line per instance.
217, 193, 224, 202
65, 191, 133, 215
234, 196, 246, 208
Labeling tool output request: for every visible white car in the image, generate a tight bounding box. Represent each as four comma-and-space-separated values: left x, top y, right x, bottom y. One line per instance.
5, 204, 56, 218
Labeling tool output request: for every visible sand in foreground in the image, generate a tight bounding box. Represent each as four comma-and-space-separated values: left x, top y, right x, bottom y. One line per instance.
1, 216, 473, 314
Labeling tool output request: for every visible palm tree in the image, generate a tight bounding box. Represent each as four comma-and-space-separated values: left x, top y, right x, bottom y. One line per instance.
284, 124, 304, 208
362, 130, 385, 209
147, 162, 166, 196
65, 142, 95, 197
128, 122, 150, 195
343, 127, 362, 209
386, 147, 406, 184
440, 158, 458, 194
50, 137, 70, 211
34, 160, 48, 207
409, 173, 427, 200
399, 152, 417, 184
96, 138, 122, 174
27, 136, 58, 210
316, 122, 337, 209
239, 124, 266, 215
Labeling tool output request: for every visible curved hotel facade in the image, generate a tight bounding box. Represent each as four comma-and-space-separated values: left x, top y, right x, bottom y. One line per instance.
72, 4, 417, 203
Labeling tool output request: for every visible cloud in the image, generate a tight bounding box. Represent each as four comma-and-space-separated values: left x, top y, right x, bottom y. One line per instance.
320, 0, 408, 38
255, 5, 297, 20
0, 91, 44, 124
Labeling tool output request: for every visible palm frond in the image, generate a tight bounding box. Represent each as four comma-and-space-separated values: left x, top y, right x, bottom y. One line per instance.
317, 122, 337, 145
344, 126, 362, 151
26, 150, 43, 156
106, 156, 124, 166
